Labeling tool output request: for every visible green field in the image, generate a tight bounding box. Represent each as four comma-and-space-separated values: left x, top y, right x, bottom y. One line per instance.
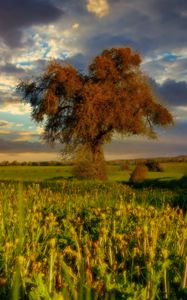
0, 162, 187, 300
0, 161, 187, 182
0, 166, 72, 182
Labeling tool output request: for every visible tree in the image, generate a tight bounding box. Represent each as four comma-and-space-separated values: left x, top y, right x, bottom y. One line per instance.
145, 160, 163, 172
17, 47, 173, 179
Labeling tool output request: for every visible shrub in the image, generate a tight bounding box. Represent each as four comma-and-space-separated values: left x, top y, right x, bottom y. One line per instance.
145, 160, 163, 172
129, 164, 148, 183
120, 162, 130, 171
72, 149, 107, 180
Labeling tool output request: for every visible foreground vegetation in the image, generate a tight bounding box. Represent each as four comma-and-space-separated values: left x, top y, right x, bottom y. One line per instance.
0, 166, 187, 299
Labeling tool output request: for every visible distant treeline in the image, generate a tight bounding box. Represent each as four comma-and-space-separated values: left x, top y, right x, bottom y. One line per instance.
0, 160, 73, 166
108, 155, 187, 165
0, 155, 187, 166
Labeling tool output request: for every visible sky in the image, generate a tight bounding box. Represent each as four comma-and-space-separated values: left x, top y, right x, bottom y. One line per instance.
0, 0, 187, 161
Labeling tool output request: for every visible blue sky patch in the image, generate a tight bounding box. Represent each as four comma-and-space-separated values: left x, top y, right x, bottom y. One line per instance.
163, 52, 178, 62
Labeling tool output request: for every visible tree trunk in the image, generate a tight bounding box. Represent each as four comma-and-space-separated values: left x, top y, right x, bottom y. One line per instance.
91, 144, 107, 180
73, 144, 107, 180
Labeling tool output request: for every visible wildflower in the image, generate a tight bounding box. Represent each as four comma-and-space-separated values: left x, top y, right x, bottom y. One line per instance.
48, 238, 56, 248
162, 249, 169, 260
143, 224, 148, 234
135, 265, 141, 277
17, 255, 25, 266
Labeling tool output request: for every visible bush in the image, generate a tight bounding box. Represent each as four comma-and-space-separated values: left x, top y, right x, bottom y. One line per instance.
72, 149, 107, 180
120, 162, 130, 171
145, 160, 163, 172
129, 164, 148, 183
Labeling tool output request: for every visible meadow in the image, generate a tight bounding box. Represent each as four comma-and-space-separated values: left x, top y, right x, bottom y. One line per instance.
0, 161, 187, 182
0, 162, 187, 300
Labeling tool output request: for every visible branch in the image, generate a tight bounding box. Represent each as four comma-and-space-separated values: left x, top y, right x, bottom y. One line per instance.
92, 124, 113, 147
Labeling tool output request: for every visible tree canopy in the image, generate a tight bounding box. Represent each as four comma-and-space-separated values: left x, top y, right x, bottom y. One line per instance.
17, 47, 173, 179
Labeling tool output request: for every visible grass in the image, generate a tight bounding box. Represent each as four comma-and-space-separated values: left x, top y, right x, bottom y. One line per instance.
0, 166, 73, 182
0, 162, 187, 299
107, 162, 187, 187
0, 161, 187, 182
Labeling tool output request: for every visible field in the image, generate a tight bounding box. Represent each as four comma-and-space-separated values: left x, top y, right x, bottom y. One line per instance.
0, 162, 187, 300
0, 161, 187, 182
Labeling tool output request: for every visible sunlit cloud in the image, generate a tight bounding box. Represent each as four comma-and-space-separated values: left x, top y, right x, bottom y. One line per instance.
142, 51, 187, 83
0, 130, 11, 135
0, 103, 31, 115
36, 126, 44, 135
174, 106, 187, 120
0, 152, 59, 162
72, 23, 80, 30
15, 123, 24, 127
0, 77, 17, 91
12, 131, 37, 142
0, 120, 12, 127
86, 0, 110, 17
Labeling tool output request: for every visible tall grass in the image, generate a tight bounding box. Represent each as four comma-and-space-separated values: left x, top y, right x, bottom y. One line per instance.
0, 181, 187, 299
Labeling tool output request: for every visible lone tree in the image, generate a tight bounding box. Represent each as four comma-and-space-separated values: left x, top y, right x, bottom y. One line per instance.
17, 47, 173, 179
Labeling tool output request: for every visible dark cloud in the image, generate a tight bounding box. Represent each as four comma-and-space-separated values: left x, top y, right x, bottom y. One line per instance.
65, 53, 89, 73
105, 121, 187, 158
105, 139, 187, 158
1, 119, 187, 158
0, 63, 25, 74
55, 0, 86, 16
0, 138, 60, 153
154, 0, 187, 25
71, 0, 187, 58
154, 80, 187, 107
167, 121, 187, 135
83, 33, 138, 57
0, 0, 63, 47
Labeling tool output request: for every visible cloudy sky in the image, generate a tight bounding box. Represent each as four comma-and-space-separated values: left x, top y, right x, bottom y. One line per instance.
0, 0, 187, 161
